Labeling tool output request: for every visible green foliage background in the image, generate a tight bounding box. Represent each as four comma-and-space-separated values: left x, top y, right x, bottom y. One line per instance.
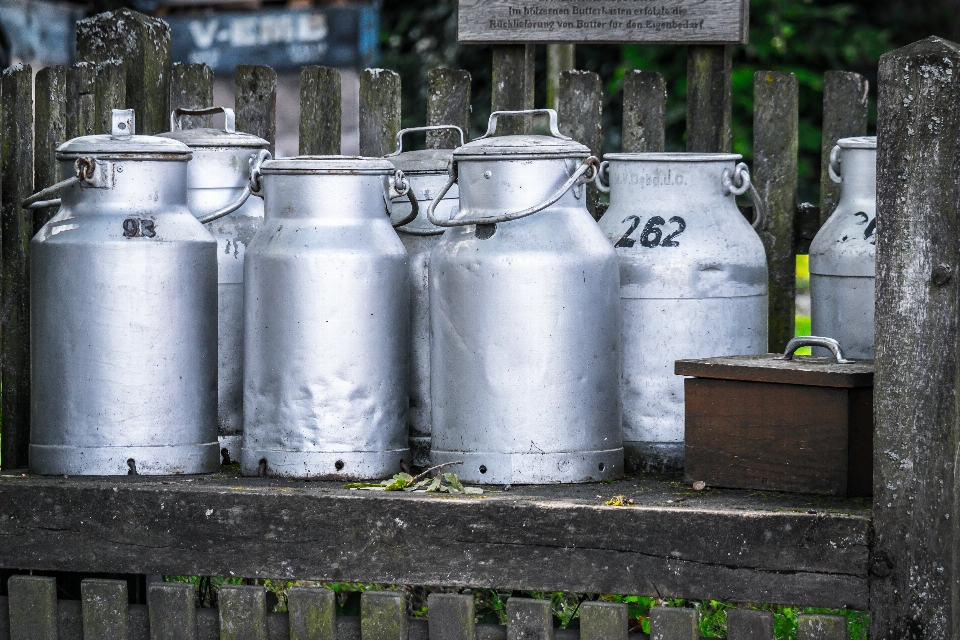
378, 0, 950, 202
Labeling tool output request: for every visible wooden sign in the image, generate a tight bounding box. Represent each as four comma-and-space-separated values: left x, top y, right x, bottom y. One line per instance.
457, 0, 749, 45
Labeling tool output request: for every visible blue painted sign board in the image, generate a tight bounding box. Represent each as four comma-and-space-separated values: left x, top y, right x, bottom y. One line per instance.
165, 4, 378, 74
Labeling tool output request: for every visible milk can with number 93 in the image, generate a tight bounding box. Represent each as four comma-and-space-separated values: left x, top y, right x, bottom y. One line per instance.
809, 136, 876, 359
25, 109, 218, 475
597, 153, 768, 472
427, 109, 623, 484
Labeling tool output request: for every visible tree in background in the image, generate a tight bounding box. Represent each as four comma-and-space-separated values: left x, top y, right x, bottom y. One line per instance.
379, 0, 949, 201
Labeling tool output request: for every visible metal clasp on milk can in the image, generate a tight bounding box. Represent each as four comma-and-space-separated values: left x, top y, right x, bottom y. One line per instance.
385, 125, 464, 467
596, 152, 769, 473
25, 109, 219, 476
159, 106, 272, 464
809, 136, 876, 359
426, 108, 623, 485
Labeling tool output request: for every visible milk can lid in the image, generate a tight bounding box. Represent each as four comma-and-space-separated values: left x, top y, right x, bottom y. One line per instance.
260, 155, 398, 174
836, 136, 876, 149
384, 126, 461, 173
57, 109, 191, 157
453, 109, 590, 160
158, 107, 270, 149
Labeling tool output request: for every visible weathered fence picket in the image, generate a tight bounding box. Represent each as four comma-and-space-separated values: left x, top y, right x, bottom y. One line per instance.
426, 68, 471, 148
686, 45, 732, 153
753, 71, 799, 353
299, 66, 342, 156
491, 45, 535, 135
235, 65, 277, 155
558, 70, 602, 218
0, 64, 33, 472
726, 609, 774, 640
359, 69, 401, 157
170, 62, 215, 129
621, 70, 666, 154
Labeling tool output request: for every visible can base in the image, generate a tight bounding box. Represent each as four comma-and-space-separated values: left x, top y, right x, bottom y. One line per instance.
409, 436, 431, 469
29, 442, 220, 476
623, 441, 684, 474
429, 448, 624, 485
240, 448, 410, 480
218, 435, 243, 464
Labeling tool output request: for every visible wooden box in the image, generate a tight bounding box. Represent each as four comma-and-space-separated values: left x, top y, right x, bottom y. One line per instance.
676, 354, 873, 496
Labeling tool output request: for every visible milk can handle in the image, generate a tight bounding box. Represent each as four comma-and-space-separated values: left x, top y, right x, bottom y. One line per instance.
828, 144, 842, 183
197, 149, 272, 224
777, 336, 853, 364
171, 106, 236, 133
426, 156, 600, 227
22, 157, 97, 210
386, 125, 465, 156
722, 162, 766, 231
390, 169, 420, 228
477, 109, 571, 141
596, 161, 611, 193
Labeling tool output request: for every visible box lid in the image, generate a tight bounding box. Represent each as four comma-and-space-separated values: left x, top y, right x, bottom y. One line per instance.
675, 354, 874, 388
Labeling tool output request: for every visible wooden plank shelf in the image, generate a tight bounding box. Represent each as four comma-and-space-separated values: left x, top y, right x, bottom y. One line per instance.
0, 472, 870, 610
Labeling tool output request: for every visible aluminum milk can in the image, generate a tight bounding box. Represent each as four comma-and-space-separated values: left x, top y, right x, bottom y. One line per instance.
809, 136, 876, 359
597, 153, 768, 472
386, 125, 463, 467
27, 109, 218, 475
242, 156, 413, 479
159, 107, 271, 463
427, 109, 623, 484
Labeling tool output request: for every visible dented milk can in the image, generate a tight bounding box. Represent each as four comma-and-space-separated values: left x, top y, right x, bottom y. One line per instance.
427, 109, 623, 484
159, 107, 271, 462
26, 109, 219, 475
242, 156, 415, 479
386, 125, 463, 467
809, 136, 876, 359
597, 153, 768, 472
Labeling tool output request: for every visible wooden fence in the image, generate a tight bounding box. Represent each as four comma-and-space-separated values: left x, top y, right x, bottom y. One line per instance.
0, 7, 957, 639
0, 576, 852, 640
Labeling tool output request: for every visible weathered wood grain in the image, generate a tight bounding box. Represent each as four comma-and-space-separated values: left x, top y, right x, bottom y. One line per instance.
674, 354, 873, 388
299, 66, 341, 156
650, 607, 697, 640
0, 596, 8, 640
0, 475, 870, 609
219, 585, 267, 640
686, 46, 731, 152
622, 70, 665, 153
76, 8, 171, 135
872, 35, 960, 640
170, 63, 214, 130
129, 604, 149, 640
361, 592, 406, 640
81, 579, 128, 640
236, 65, 277, 156
94, 60, 125, 135
33, 65, 66, 234
427, 69, 471, 148
506, 599, 551, 640
58, 599, 82, 640
546, 44, 574, 111
726, 609, 774, 640
288, 587, 335, 640
8, 576, 57, 640
753, 71, 798, 353
66, 62, 96, 139
819, 71, 868, 226
457, 0, 749, 45
491, 46, 534, 136
0, 65, 32, 471
149, 582, 196, 640
796, 614, 846, 640
579, 602, 626, 640
359, 69, 401, 157
558, 70, 602, 218
428, 594, 474, 640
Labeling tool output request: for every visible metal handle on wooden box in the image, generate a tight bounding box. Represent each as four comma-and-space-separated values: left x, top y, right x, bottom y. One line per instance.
777, 336, 853, 364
